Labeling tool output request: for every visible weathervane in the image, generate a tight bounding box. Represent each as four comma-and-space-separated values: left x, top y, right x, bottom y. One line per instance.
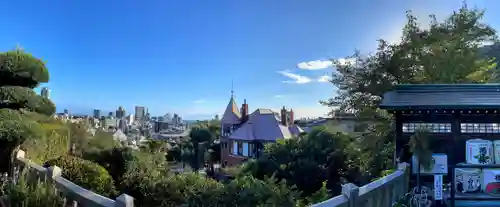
231, 79, 234, 98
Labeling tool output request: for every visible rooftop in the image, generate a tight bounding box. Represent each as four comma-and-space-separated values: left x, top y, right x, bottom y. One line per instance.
379, 84, 500, 110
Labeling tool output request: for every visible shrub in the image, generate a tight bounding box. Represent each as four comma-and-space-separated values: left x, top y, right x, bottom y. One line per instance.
221, 176, 299, 207
122, 172, 224, 207
84, 130, 121, 154
121, 171, 301, 207
0, 109, 44, 173
21, 122, 70, 164
1, 170, 64, 207
118, 150, 170, 197
84, 147, 131, 180
46, 155, 117, 197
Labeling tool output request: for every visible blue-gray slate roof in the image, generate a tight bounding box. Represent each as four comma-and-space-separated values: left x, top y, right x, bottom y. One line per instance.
379, 84, 500, 110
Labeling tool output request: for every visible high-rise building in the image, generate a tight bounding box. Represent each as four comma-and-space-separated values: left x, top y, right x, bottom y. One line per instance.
63, 109, 69, 115
134, 106, 145, 122
93, 109, 101, 118
116, 106, 126, 119
101, 117, 117, 129
40, 87, 50, 99
126, 114, 134, 125
108, 111, 114, 118
118, 119, 128, 132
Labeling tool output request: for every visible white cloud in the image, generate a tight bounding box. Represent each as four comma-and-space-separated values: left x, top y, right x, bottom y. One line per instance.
192, 99, 206, 104
274, 95, 283, 98
277, 70, 312, 84
480, 41, 495, 46
336, 58, 356, 66
297, 58, 356, 71
297, 60, 333, 70
317, 75, 331, 83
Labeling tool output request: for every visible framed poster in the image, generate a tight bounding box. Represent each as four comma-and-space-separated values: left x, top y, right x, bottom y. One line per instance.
412, 153, 448, 175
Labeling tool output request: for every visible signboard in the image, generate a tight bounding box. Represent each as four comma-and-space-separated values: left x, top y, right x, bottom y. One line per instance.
434, 174, 443, 200
412, 153, 448, 174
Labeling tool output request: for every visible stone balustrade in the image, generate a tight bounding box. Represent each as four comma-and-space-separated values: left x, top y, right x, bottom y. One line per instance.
12, 150, 134, 207
11, 149, 410, 207
312, 162, 410, 207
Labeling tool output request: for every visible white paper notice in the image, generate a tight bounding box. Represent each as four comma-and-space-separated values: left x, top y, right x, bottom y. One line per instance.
434, 174, 443, 200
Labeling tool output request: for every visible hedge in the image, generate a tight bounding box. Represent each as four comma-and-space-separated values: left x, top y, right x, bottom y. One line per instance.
46, 155, 117, 197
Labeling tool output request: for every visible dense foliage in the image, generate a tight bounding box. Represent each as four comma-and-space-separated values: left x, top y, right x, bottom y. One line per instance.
21, 117, 70, 164
1, 3, 500, 207
0, 48, 66, 174
46, 155, 117, 197
241, 127, 352, 197
0, 171, 64, 207
121, 172, 299, 207
238, 2, 500, 203
320, 0, 498, 179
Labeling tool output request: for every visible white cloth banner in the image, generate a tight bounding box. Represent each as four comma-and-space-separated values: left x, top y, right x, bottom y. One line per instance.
434, 174, 443, 200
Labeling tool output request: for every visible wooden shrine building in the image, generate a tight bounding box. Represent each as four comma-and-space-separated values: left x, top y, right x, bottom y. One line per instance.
380, 84, 500, 206
380, 84, 500, 166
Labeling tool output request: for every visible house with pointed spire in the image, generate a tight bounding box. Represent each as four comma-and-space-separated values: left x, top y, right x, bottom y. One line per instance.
220, 94, 303, 167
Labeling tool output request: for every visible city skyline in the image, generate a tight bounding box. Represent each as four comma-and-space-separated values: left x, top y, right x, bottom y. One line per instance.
6, 0, 500, 120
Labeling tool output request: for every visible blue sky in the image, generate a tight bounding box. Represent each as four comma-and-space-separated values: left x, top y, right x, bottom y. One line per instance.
1, 0, 499, 120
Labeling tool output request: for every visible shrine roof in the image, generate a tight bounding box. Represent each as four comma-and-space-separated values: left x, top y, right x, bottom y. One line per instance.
379, 84, 500, 110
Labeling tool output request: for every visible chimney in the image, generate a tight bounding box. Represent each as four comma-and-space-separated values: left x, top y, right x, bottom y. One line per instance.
289, 109, 294, 125
241, 99, 249, 122
280, 106, 287, 126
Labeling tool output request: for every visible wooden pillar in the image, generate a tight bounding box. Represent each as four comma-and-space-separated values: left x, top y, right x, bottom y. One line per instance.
395, 112, 403, 168
450, 112, 461, 207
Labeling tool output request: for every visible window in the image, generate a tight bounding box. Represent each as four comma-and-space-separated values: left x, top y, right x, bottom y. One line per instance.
230, 141, 254, 157
243, 143, 249, 156
238, 142, 243, 156
249, 143, 254, 157
461, 123, 500, 133
232, 141, 238, 155
402, 123, 451, 133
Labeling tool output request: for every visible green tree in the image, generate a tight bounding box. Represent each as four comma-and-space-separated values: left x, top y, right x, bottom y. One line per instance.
241, 127, 352, 197
323, 3, 497, 114
140, 139, 165, 153
320, 2, 498, 182
67, 122, 90, 156
0, 48, 57, 173
84, 130, 121, 155
185, 127, 214, 171
83, 147, 135, 184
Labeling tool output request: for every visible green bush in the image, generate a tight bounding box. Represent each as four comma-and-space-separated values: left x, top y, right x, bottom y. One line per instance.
1, 170, 64, 207
83, 147, 135, 185
21, 121, 70, 164
0, 109, 44, 173
120, 171, 301, 207
83, 130, 121, 154
122, 172, 224, 207
46, 155, 117, 197
221, 176, 299, 207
